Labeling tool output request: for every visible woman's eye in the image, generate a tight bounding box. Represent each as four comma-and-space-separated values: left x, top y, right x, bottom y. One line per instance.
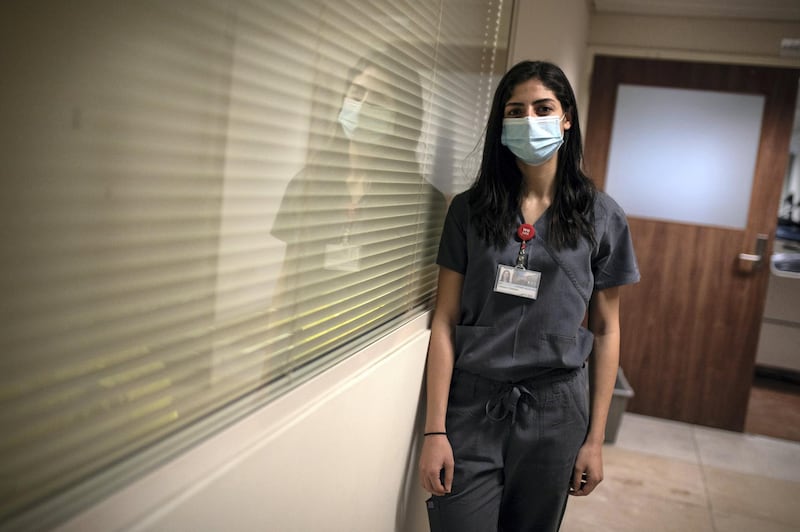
347, 86, 367, 101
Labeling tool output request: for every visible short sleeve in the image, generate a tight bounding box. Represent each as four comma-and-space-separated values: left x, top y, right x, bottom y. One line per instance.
592, 193, 641, 290
436, 192, 470, 274
271, 170, 308, 244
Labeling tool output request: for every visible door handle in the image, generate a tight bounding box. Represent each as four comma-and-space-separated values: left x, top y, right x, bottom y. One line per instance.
738, 233, 769, 270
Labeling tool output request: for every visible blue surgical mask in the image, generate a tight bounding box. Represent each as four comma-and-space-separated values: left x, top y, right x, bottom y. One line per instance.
337, 97, 395, 142
501, 115, 564, 165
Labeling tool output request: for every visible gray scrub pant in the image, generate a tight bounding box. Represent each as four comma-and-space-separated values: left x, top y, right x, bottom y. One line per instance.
426, 367, 589, 532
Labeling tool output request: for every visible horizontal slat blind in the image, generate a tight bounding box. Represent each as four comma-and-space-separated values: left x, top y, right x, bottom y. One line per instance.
0, 0, 511, 526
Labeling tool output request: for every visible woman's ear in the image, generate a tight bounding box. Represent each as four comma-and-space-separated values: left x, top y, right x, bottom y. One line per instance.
563, 111, 572, 131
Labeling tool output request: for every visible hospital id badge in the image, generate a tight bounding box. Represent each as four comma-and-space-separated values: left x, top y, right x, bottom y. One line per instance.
324, 243, 361, 272
494, 264, 541, 299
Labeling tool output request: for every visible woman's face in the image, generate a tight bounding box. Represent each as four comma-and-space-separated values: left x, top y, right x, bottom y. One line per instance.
339, 65, 399, 144
345, 65, 394, 109
503, 78, 571, 134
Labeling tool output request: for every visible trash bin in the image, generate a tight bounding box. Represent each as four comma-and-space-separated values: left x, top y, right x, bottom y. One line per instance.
604, 367, 634, 443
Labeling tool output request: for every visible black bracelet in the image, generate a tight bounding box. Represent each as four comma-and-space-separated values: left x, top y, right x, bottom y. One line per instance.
423, 431, 447, 437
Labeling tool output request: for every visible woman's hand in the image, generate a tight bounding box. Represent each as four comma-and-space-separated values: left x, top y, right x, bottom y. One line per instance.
569, 440, 603, 496
418, 434, 454, 496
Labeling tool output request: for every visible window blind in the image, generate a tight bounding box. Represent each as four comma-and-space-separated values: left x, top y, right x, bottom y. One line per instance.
0, 0, 511, 527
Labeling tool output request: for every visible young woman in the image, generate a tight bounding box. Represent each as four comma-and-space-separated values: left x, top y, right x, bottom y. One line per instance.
270, 50, 445, 378
419, 60, 640, 531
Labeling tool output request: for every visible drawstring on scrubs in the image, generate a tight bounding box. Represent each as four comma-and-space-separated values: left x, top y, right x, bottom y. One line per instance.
485, 383, 535, 425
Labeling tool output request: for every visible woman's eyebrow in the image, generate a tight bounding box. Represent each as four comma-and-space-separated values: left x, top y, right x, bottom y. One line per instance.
504, 98, 556, 107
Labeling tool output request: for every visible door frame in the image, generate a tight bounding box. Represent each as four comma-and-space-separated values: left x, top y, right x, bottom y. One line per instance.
584, 55, 799, 430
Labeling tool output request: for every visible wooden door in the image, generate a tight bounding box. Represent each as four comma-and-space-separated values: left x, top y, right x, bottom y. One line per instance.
585, 56, 799, 431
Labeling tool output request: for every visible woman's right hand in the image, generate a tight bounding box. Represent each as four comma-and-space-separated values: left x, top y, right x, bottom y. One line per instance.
418, 434, 454, 496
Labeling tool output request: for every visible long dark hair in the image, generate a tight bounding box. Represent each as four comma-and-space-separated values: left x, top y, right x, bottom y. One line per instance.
468, 60, 596, 250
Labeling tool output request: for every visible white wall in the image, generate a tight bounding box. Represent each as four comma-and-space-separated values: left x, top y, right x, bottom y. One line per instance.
58, 314, 432, 532
509, 0, 592, 113
588, 13, 800, 66
509, 0, 591, 88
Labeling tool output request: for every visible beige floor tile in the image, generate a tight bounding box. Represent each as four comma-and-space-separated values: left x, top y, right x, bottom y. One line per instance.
601, 446, 707, 506
694, 425, 800, 483
569, 415, 800, 532
613, 413, 699, 464
703, 465, 800, 527
712, 511, 800, 532
562, 446, 713, 532
562, 486, 714, 532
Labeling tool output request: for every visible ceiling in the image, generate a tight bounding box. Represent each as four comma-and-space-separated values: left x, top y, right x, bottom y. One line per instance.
592, 0, 800, 22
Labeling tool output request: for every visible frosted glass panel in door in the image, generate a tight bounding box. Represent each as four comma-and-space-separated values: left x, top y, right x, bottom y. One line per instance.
605, 84, 765, 229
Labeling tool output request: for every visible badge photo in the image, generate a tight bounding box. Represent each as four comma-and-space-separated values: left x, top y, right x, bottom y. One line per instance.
494, 264, 541, 299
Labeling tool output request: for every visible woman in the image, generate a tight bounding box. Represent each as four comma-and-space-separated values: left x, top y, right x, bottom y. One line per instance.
419, 60, 639, 531
269, 49, 446, 378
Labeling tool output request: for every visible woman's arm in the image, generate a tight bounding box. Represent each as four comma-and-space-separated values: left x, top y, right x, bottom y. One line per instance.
570, 285, 621, 496
418, 267, 463, 496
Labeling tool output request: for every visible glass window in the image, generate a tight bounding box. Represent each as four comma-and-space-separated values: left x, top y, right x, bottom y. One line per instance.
0, 0, 512, 526
605, 84, 765, 229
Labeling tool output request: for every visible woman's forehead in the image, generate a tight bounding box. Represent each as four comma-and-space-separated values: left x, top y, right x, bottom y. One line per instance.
507, 78, 556, 101
350, 66, 393, 94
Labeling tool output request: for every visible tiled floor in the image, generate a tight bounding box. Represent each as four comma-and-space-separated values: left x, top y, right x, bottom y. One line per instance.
745, 375, 800, 442
561, 413, 800, 531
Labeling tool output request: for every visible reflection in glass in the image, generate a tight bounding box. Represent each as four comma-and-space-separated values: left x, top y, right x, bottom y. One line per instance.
269, 49, 446, 380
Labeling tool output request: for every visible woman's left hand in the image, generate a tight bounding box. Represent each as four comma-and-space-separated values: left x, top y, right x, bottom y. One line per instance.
569, 440, 603, 496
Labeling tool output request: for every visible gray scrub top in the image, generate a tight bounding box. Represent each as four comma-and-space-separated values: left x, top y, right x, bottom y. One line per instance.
437, 190, 640, 382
